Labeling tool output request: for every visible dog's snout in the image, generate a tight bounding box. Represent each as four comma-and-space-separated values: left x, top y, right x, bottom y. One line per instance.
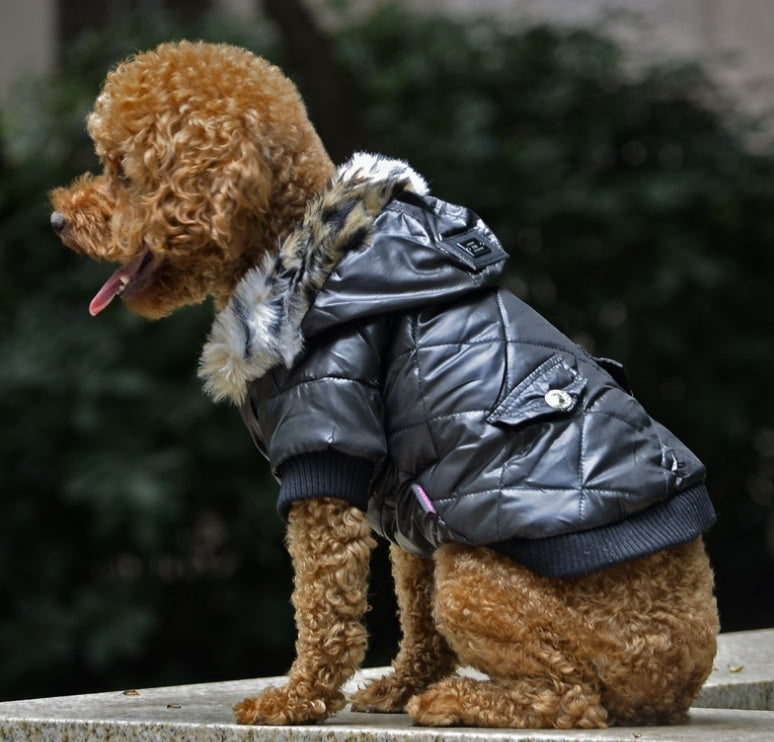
50, 211, 67, 235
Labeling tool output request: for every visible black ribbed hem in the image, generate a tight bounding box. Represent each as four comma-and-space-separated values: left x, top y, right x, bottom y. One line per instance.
490, 483, 716, 578
276, 451, 375, 520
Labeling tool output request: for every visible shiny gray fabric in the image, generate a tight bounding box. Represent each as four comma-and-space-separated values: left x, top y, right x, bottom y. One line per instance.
242, 189, 710, 567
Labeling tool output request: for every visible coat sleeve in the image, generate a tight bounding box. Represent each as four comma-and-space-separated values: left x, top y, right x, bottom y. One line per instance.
242, 315, 390, 518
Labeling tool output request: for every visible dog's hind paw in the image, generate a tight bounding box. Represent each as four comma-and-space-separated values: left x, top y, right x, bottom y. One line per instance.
234, 685, 345, 725
406, 676, 609, 729
350, 672, 424, 713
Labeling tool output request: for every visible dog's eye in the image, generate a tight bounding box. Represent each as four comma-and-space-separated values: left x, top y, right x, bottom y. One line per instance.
115, 165, 130, 186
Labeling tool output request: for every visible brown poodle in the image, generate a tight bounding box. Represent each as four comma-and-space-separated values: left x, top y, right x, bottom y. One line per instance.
50, 41, 719, 729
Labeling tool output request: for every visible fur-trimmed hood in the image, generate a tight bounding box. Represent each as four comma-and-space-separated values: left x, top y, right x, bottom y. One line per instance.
199, 153, 429, 404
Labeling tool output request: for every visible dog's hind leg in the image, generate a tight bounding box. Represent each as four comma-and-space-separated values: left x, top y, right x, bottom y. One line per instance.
351, 544, 457, 712
408, 540, 717, 729
234, 498, 375, 725
406, 543, 607, 729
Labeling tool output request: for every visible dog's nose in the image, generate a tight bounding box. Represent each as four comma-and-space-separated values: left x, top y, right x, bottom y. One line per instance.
50, 211, 67, 235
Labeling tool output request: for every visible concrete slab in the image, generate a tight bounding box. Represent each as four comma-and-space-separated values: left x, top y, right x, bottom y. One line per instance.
695, 628, 774, 711
1, 683, 772, 742
0, 631, 772, 741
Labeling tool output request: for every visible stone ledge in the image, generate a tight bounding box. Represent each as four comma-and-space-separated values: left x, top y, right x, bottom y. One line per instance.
0, 630, 772, 741
1, 709, 773, 742
695, 628, 774, 711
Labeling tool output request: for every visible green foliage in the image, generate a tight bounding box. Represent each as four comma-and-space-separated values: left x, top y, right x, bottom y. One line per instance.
1, 4, 773, 701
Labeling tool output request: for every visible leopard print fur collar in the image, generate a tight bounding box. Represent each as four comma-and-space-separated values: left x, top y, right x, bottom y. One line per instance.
198, 153, 428, 404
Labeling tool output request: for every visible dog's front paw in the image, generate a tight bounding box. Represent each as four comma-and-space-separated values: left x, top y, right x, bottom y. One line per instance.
350, 673, 423, 713
234, 685, 345, 725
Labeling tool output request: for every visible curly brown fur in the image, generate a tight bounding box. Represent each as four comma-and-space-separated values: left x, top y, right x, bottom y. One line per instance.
234, 498, 375, 725
50, 41, 719, 729
350, 545, 456, 713
403, 538, 718, 728
50, 41, 333, 318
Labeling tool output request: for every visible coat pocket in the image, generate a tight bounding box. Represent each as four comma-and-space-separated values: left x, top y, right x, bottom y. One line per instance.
486, 353, 587, 428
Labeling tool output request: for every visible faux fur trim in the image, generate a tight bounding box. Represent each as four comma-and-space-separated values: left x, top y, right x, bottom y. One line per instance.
198, 152, 429, 404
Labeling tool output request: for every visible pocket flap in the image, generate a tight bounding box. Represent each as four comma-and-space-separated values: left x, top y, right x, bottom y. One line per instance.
594, 356, 633, 394
487, 354, 587, 428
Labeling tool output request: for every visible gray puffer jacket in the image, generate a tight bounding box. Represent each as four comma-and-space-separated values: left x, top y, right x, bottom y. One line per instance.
199, 153, 715, 578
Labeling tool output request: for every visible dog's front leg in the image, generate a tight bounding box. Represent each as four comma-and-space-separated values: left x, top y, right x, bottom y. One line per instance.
234, 497, 375, 725
350, 544, 456, 712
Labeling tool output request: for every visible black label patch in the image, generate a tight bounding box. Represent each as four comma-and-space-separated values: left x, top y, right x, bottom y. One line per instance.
437, 228, 507, 272
457, 237, 492, 258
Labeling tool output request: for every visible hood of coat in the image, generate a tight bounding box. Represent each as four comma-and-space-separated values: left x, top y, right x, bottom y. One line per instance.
198, 152, 430, 404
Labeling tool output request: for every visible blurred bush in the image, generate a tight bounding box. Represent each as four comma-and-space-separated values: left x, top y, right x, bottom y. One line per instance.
1, 3, 772, 701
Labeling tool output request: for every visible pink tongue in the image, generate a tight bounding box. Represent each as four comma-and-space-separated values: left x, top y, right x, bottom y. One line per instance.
89, 250, 151, 316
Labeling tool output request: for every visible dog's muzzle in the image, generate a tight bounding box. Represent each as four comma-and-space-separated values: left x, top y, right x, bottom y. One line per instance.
50, 211, 67, 236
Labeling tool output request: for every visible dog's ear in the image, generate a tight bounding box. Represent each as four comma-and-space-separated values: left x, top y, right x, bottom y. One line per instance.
208, 136, 272, 258
139, 131, 271, 261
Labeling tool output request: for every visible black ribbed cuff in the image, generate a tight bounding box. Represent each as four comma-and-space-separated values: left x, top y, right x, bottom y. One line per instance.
491, 483, 716, 578
276, 451, 375, 520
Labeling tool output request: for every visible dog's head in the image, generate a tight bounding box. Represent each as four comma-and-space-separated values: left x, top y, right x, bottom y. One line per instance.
50, 41, 333, 318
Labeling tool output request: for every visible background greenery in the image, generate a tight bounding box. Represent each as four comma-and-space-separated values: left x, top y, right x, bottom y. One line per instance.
1, 3, 773, 702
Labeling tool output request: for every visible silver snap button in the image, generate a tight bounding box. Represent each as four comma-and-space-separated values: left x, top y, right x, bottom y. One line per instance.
545, 389, 573, 411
